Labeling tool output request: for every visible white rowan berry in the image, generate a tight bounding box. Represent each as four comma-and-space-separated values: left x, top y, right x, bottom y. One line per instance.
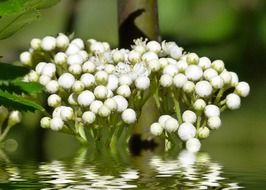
160, 74, 173, 87
182, 110, 197, 124
80, 73, 95, 88
20, 51, 32, 66
46, 80, 59, 93
98, 105, 111, 117
235, 82, 250, 97
186, 53, 199, 64
47, 94, 61, 107
169, 46, 183, 59
52, 106, 63, 118
30, 38, 41, 50
35, 62, 46, 74
90, 42, 105, 54
71, 38, 84, 49
150, 122, 163, 136
95, 70, 108, 85
82, 61, 96, 73
159, 58, 168, 69
105, 64, 115, 74
158, 115, 172, 128
58, 73, 75, 89
229, 72, 239, 87
68, 93, 78, 105
72, 81, 85, 92
117, 85, 131, 98
54, 52, 67, 65
186, 138, 201, 152
67, 54, 83, 65
193, 99, 206, 111
107, 74, 119, 90
41, 36, 56, 51
148, 59, 160, 72
142, 51, 158, 62
198, 126, 210, 139
39, 75, 51, 86
195, 80, 213, 98
203, 68, 218, 81
165, 118, 179, 132
7, 111, 22, 127
135, 76, 150, 90
198, 57, 211, 70
185, 65, 203, 81
112, 50, 125, 63
66, 44, 80, 55
204, 105, 220, 118
147, 41, 161, 53
41, 63, 56, 77
94, 85, 108, 99
60, 106, 74, 121
207, 116, 222, 129
40, 117, 51, 128
128, 50, 141, 63
56, 33, 69, 49
176, 60, 188, 72
50, 117, 64, 131
178, 123, 197, 141
211, 60, 225, 73
226, 93, 241, 110
183, 81, 195, 93
78, 50, 88, 61
173, 73, 187, 88
77, 90, 95, 106
90, 100, 103, 113
118, 75, 132, 86
122, 108, 137, 124
82, 111, 96, 124
113, 95, 128, 112
220, 70, 232, 84
69, 64, 82, 75
104, 98, 117, 111
210, 76, 224, 89
163, 64, 178, 77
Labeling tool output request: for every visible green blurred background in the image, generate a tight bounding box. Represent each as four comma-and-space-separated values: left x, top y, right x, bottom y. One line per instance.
0, 0, 265, 160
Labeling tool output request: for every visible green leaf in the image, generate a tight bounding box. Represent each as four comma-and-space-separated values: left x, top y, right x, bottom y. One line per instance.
78, 125, 87, 142
0, 90, 44, 112
0, 62, 30, 80
0, 80, 43, 94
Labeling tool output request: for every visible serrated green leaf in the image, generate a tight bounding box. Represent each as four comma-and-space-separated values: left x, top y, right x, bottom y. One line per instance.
11, 80, 43, 94
0, 63, 30, 80
0, 90, 44, 112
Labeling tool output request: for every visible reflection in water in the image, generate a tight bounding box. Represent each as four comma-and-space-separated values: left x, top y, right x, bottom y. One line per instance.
0, 148, 243, 189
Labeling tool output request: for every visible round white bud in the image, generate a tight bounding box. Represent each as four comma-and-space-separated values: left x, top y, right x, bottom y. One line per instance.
98, 105, 111, 117
78, 50, 88, 62
39, 75, 51, 86
66, 44, 80, 55
158, 115, 172, 128
203, 68, 218, 81
186, 138, 201, 152
69, 64, 82, 75
195, 80, 213, 98
41, 36, 56, 51
30, 38, 41, 50
28, 70, 39, 82
220, 70, 232, 84
60, 106, 74, 121
40, 117, 51, 128
72, 81, 85, 92
182, 110, 197, 124
50, 117, 64, 131
113, 95, 128, 112
148, 59, 160, 72
58, 73, 75, 89
41, 63, 56, 77
105, 64, 115, 74
112, 50, 125, 63
35, 62, 46, 74
198, 57, 211, 70
122, 108, 137, 124
210, 76, 224, 89
147, 41, 161, 53
52, 106, 63, 118
230, 72, 239, 87
207, 116, 222, 129
159, 58, 168, 69
94, 85, 108, 99
142, 51, 158, 62
107, 74, 119, 90
177, 60, 188, 72
82, 61, 96, 73
160, 74, 173, 87
95, 71, 108, 85
71, 38, 84, 49
128, 50, 141, 63
7, 111, 22, 127
198, 127, 210, 139
90, 42, 105, 54
169, 46, 183, 59
77, 90, 95, 106
173, 73, 187, 88
47, 94, 61, 107
135, 76, 150, 90
119, 75, 132, 86
54, 52, 67, 65
165, 118, 179, 132
117, 85, 131, 98
186, 53, 199, 64
20, 51, 32, 66
226, 93, 241, 110
185, 65, 203, 81
235, 82, 250, 97
104, 98, 117, 111
82, 111, 96, 124
67, 54, 83, 65
68, 93, 78, 105
90, 100, 103, 113
150, 122, 163, 136
193, 99, 206, 111
163, 64, 178, 77
183, 81, 195, 93
178, 123, 197, 141
80, 73, 95, 88
204, 105, 220, 118
56, 33, 69, 49
211, 60, 225, 73
46, 80, 59, 93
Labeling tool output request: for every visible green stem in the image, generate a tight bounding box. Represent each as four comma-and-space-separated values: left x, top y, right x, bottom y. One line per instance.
0, 124, 12, 142
171, 92, 182, 123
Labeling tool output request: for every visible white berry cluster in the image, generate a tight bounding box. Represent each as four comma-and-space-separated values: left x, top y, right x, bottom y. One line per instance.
20, 34, 250, 150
